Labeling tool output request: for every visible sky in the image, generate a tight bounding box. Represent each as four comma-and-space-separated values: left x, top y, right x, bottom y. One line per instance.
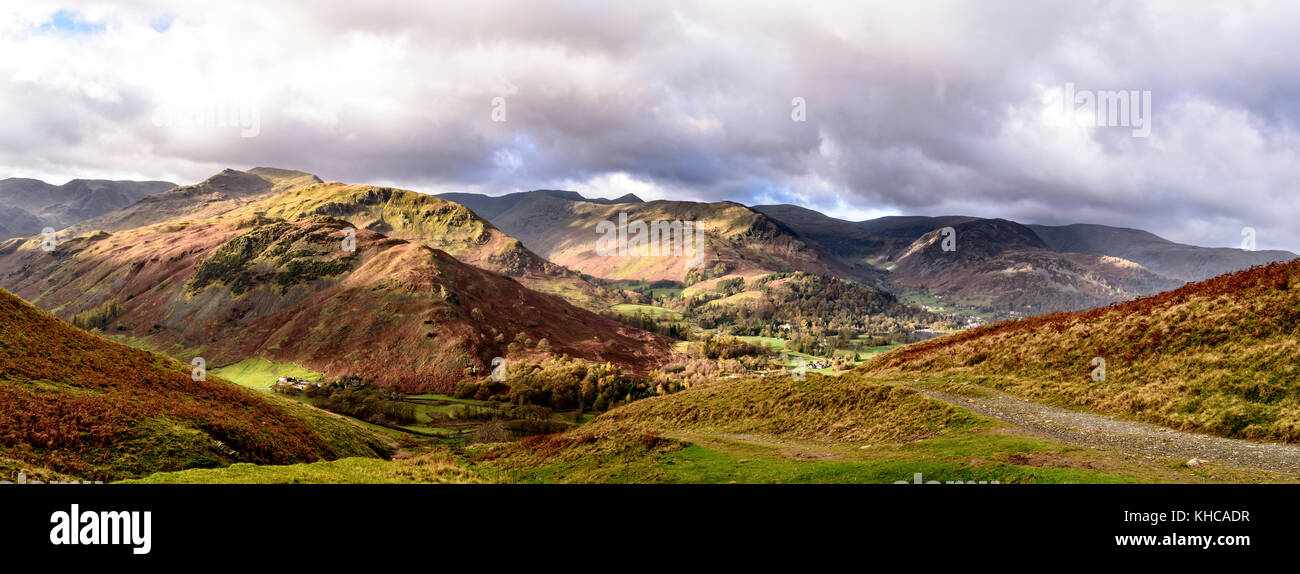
2, 0, 1299, 251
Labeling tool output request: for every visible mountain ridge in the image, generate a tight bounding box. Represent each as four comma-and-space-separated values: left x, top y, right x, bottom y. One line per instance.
0, 176, 175, 240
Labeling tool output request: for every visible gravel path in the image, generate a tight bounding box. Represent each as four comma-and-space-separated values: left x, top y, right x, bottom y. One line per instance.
914, 385, 1300, 475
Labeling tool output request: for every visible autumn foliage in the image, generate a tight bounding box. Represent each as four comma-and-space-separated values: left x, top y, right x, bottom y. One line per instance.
864, 260, 1300, 441
0, 288, 368, 481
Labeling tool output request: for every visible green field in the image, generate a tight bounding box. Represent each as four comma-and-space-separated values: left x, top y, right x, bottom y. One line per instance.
609, 303, 683, 320
738, 335, 788, 350
491, 432, 1150, 484
211, 358, 323, 389
704, 291, 760, 307
121, 453, 486, 484
737, 336, 901, 374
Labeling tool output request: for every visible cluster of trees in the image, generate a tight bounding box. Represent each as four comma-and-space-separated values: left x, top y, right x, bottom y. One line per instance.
70, 299, 123, 331
455, 355, 676, 412
683, 261, 734, 285
598, 309, 690, 339
677, 272, 948, 341
274, 377, 416, 426
611, 279, 684, 300
694, 335, 766, 359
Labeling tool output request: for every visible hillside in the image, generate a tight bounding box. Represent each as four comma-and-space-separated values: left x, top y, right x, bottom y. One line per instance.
237, 181, 618, 306
755, 207, 1296, 317
751, 204, 894, 273
438, 189, 643, 219
580, 373, 982, 442
884, 219, 1182, 313
0, 287, 390, 482
0, 177, 175, 240
61, 167, 320, 237
451, 369, 1273, 484
1028, 223, 1297, 282
483, 194, 861, 284
0, 212, 670, 392
863, 260, 1300, 442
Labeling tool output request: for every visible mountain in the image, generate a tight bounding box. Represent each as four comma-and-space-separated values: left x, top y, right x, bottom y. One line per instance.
750, 204, 893, 270
67, 170, 621, 308
0, 187, 670, 392
1027, 223, 1297, 282
438, 189, 643, 220
455, 192, 863, 285
0, 286, 390, 482
754, 206, 1291, 316
61, 167, 319, 237
236, 181, 619, 306
882, 218, 1181, 313
0, 177, 175, 240
854, 215, 982, 239
864, 259, 1300, 442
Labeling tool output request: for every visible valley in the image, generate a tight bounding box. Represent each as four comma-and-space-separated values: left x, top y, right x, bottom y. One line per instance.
1, 169, 1297, 486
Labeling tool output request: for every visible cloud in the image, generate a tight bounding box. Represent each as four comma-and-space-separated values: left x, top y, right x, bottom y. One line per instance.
1, 0, 1299, 251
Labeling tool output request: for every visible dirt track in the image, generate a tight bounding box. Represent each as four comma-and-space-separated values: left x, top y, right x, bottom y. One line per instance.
913, 385, 1300, 475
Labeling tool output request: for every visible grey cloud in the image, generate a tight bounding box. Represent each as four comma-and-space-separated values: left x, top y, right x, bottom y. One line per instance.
2, 0, 1299, 251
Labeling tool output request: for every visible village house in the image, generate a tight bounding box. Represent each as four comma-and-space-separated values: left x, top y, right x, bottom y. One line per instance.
275, 377, 314, 391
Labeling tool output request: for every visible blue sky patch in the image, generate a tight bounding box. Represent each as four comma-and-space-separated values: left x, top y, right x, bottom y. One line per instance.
39, 10, 107, 35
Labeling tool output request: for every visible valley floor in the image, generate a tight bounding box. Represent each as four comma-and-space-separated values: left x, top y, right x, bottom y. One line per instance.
123, 378, 1300, 485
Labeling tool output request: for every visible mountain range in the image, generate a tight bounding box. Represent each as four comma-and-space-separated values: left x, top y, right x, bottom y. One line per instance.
437, 189, 1295, 315
4, 166, 1298, 486
0, 177, 175, 240
0, 169, 669, 392
3, 167, 1295, 392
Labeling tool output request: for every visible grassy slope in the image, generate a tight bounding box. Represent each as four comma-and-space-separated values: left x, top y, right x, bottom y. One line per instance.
211, 358, 322, 389
864, 260, 1300, 442
610, 303, 683, 320
465, 372, 1283, 484
122, 452, 483, 484
0, 288, 390, 481
131, 370, 1294, 483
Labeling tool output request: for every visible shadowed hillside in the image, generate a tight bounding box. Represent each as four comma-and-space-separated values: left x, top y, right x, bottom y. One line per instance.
885, 219, 1182, 313
0, 287, 390, 482
439, 189, 643, 219
0, 177, 175, 240
1028, 223, 1297, 283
